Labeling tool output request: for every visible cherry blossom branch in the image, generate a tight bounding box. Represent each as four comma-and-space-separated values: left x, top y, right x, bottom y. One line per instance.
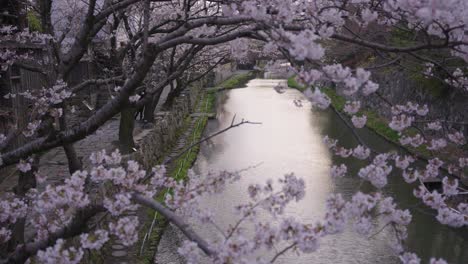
270, 243, 297, 263
2, 205, 105, 264
132, 193, 214, 256
330, 33, 468, 53
329, 105, 377, 155
70, 76, 124, 94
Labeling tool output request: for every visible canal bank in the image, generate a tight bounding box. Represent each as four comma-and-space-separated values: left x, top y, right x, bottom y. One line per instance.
287, 76, 468, 186
156, 78, 468, 264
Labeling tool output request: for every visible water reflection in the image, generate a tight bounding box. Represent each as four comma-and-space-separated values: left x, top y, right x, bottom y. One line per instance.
159, 79, 468, 264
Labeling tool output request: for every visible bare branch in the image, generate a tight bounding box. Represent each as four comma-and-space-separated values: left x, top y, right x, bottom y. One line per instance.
164, 117, 262, 165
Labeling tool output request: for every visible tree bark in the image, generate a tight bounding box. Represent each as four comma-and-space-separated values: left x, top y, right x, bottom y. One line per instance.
143, 87, 164, 122
163, 79, 184, 110
118, 106, 136, 154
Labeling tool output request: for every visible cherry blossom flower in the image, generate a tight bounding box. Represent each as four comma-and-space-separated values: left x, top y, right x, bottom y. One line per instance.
335, 147, 353, 158
322, 64, 352, 83
351, 115, 367, 128
430, 258, 448, 264
23, 120, 41, 137
361, 8, 378, 25
399, 252, 421, 264
280, 173, 306, 202
108, 216, 139, 246
426, 121, 442, 130
80, 230, 109, 250
352, 145, 371, 160
299, 69, 323, 84
304, 88, 331, 109
415, 105, 429, 116
322, 136, 338, 149
285, 30, 324, 61
248, 184, 262, 199
427, 139, 448, 150
442, 177, 459, 196
178, 241, 202, 264
358, 162, 392, 188
362, 81, 379, 95
36, 239, 84, 264
457, 203, 468, 214
448, 131, 466, 145
423, 63, 434, 77
459, 158, 468, 167
213, 234, 255, 263
34, 172, 47, 184
324, 193, 347, 234
104, 193, 139, 216
421, 190, 445, 210
389, 114, 414, 132
17, 159, 32, 173
0, 227, 11, 243
436, 207, 466, 227
0, 197, 28, 224
344, 101, 361, 115
399, 134, 425, 147
402, 169, 419, 183
395, 155, 415, 170
330, 164, 347, 178
253, 222, 279, 250
354, 215, 373, 235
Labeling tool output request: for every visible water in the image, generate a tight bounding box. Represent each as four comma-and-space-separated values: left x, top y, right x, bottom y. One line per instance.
157, 79, 468, 263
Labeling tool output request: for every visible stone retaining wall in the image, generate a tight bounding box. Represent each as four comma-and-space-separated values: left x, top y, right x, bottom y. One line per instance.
131, 67, 235, 169
132, 79, 204, 169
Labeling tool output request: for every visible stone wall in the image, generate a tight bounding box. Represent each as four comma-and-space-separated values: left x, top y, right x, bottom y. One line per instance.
131, 79, 205, 169
130, 64, 238, 169
360, 69, 468, 136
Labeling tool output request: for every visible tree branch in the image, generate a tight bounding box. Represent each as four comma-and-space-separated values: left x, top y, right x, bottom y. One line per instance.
2, 206, 104, 264
132, 193, 214, 256
164, 116, 261, 165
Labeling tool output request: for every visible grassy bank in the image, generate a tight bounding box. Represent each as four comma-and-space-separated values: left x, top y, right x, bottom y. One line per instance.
286, 76, 430, 158
287, 76, 306, 92
217, 71, 256, 90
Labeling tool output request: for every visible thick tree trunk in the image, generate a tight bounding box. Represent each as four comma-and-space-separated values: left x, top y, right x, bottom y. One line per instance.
59, 106, 82, 174
143, 95, 155, 122
63, 144, 82, 174
163, 80, 184, 110
119, 106, 136, 154
143, 88, 165, 122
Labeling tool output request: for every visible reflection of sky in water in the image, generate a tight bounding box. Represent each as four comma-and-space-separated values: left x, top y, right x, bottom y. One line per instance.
192, 79, 396, 264
158, 79, 468, 264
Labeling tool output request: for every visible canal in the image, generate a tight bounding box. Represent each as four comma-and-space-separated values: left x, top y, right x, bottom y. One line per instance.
157, 79, 468, 264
